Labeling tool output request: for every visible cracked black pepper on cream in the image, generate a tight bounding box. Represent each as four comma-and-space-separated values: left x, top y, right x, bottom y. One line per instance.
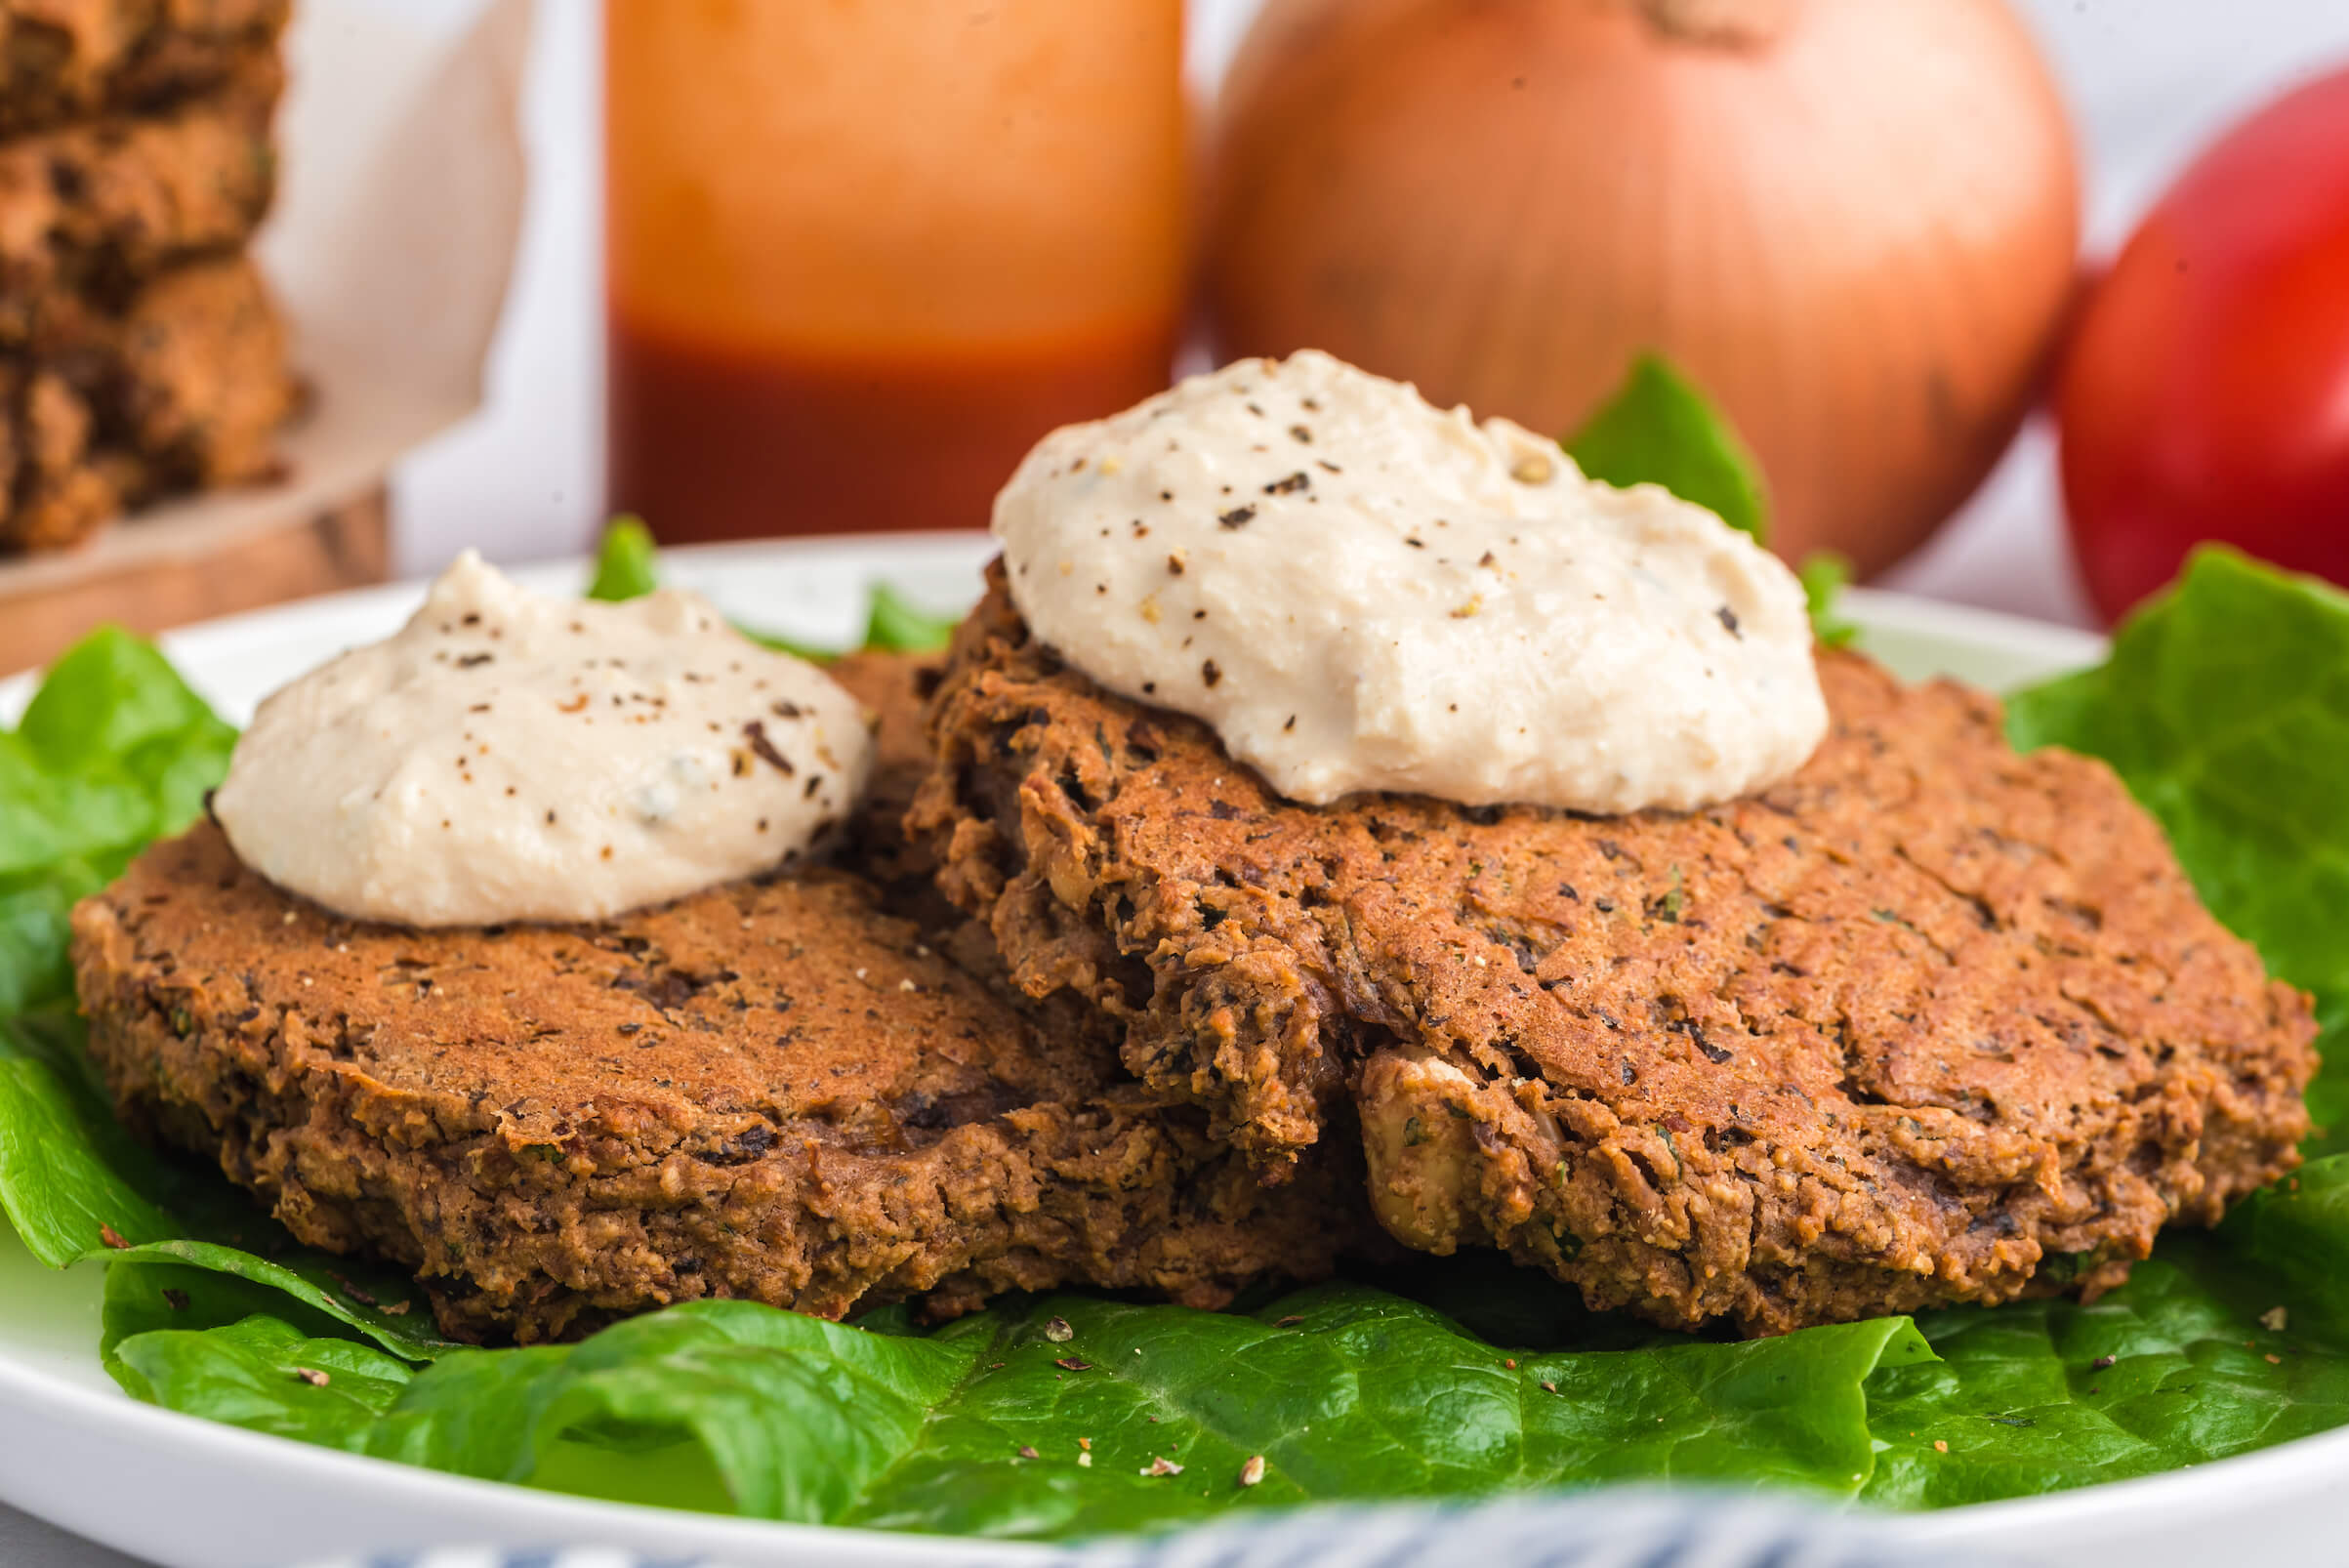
212, 553, 872, 927
991, 350, 1828, 813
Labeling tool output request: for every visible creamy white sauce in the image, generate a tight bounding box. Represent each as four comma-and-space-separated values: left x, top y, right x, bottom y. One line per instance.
993, 351, 1827, 814
212, 553, 873, 928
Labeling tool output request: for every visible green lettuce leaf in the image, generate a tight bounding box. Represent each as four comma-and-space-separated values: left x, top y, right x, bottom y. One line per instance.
2006, 548, 2349, 1147
839, 1288, 1926, 1539
107, 1295, 416, 1449
859, 584, 957, 655
87, 1200, 2349, 1537
1799, 552, 1860, 649
1862, 1241, 2349, 1507
1565, 354, 1768, 544
0, 627, 232, 1011
2219, 1154, 2349, 1343
587, 516, 832, 660
0, 1012, 181, 1261
583, 515, 662, 602
585, 519, 957, 658
105, 1280, 1928, 1534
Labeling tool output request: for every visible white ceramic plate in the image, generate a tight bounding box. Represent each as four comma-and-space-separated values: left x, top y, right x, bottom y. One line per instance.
5, 534, 2346, 1568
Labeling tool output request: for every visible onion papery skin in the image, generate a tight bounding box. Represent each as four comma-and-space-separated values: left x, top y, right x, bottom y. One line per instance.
1205, 0, 2081, 573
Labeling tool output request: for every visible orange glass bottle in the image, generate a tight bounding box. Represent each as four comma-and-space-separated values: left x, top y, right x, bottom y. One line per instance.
605, 0, 1189, 542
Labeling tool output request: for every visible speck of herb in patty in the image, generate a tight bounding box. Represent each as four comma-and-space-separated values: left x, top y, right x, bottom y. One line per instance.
1218, 505, 1257, 528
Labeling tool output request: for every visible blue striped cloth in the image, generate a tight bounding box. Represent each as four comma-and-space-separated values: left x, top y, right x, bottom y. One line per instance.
311, 1492, 2000, 1568
1064, 1494, 1987, 1568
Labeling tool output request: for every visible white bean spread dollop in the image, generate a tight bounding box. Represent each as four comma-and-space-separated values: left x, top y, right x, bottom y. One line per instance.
212, 553, 872, 927
992, 351, 1828, 814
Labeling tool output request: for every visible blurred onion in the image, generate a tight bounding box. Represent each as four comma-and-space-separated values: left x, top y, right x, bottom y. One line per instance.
1205, 0, 2080, 572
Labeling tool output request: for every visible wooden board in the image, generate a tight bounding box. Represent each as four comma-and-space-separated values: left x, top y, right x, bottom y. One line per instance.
0, 482, 389, 675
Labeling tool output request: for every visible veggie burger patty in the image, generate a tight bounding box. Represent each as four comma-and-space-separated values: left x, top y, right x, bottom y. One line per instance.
73, 821, 1368, 1343
68, 651, 1372, 1343
909, 567, 2321, 1335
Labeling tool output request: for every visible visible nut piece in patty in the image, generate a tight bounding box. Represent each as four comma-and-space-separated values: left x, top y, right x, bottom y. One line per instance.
71, 821, 1373, 1343
907, 566, 2319, 1335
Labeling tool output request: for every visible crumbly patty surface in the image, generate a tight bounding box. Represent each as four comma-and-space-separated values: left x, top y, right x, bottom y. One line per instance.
1, 254, 293, 551
908, 570, 2319, 1334
0, 48, 279, 311
74, 823, 1368, 1342
0, 0, 287, 136
829, 648, 953, 918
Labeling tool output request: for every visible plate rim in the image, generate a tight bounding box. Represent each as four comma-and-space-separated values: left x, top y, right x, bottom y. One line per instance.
0, 1342, 1052, 1567
17, 531, 2349, 1564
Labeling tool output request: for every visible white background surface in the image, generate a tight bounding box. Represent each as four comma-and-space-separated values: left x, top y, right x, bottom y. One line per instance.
8, 3, 2349, 1563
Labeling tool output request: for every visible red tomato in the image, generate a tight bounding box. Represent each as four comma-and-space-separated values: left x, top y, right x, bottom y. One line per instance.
2058, 66, 2349, 623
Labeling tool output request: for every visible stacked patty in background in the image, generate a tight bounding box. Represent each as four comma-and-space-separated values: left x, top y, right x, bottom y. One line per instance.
0, 0, 295, 553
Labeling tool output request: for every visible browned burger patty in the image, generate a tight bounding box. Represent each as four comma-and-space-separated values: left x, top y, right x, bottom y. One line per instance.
1, 253, 294, 551
907, 569, 2319, 1336
828, 647, 953, 919
73, 821, 1372, 1343
0, 0, 286, 137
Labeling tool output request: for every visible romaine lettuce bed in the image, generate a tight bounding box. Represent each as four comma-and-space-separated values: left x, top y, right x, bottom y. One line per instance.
5, 545, 2349, 1540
